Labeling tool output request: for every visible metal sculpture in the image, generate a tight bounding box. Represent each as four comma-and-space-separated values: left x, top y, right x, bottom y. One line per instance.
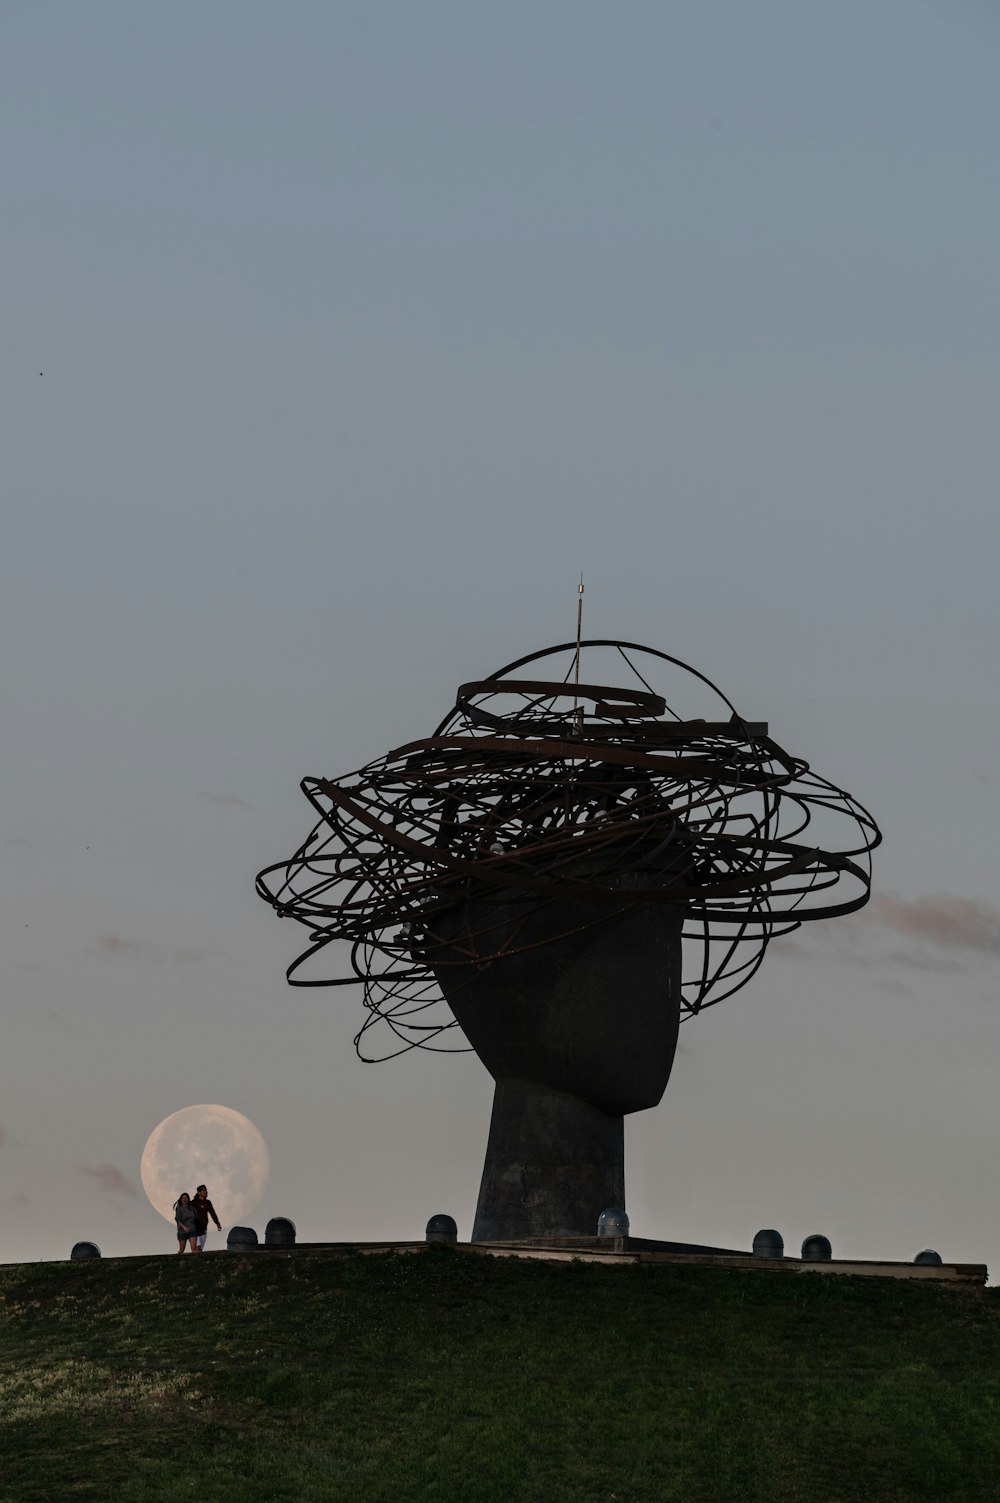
257, 638, 879, 1240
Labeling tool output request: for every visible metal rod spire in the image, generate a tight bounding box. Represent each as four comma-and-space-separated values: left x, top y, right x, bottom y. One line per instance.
572, 574, 584, 735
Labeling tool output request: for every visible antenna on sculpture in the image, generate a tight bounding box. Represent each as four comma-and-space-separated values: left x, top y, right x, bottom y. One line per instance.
572, 574, 585, 736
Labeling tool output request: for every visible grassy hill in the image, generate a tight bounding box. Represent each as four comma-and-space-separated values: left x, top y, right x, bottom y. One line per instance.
2, 1246, 999, 1503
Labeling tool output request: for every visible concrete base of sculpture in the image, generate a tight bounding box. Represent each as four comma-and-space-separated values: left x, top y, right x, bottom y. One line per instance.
472, 1077, 624, 1242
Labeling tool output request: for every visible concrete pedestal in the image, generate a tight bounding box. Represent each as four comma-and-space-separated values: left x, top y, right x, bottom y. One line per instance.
472, 1077, 624, 1241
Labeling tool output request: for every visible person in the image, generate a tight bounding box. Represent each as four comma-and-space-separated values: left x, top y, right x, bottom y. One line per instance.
192, 1184, 222, 1250
174, 1192, 199, 1253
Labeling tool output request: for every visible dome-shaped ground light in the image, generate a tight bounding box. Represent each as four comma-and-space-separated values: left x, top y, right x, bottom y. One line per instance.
800, 1234, 832, 1261
70, 1241, 101, 1261
914, 1249, 943, 1266
597, 1208, 630, 1239
426, 1214, 458, 1244
752, 1228, 784, 1259
264, 1217, 296, 1247
227, 1225, 259, 1252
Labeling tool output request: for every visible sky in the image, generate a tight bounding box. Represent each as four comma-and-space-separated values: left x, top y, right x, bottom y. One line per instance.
2, 0, 999, 1271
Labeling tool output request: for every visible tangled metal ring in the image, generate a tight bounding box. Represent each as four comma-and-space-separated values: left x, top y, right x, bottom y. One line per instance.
256, 641, 880, 1059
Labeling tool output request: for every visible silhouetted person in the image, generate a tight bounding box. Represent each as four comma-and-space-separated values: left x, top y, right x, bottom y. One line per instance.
192, 1184, 221, 1249
173, 1192, 198, 1253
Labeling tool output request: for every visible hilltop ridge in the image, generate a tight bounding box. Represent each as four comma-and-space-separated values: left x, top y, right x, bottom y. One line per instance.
2, 1246, 998, 1502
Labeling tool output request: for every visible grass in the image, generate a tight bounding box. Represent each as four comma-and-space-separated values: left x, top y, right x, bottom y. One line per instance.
2, 1246, 999, 1502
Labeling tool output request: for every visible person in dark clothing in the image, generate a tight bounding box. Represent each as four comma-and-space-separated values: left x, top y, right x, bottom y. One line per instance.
174, 1192, 199, 1253
192, 1184, 222, 1249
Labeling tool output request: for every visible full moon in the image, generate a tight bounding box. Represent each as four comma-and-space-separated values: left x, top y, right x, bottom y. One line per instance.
140, 1104, 270, 1226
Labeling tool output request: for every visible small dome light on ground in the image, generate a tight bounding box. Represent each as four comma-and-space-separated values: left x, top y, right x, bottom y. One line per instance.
227, 1226, 259, 1252
426, 1214, 458, 1244
752, 1229, 784, 1259
264, 1218, 296, 1247
597, 1208, 630, 1238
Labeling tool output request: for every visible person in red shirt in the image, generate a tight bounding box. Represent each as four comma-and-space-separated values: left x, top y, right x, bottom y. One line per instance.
192, 1185, 222, 1249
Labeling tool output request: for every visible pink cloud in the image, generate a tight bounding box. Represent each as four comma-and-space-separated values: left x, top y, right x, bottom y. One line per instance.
75, 1163, 137, 1196
871, 894, 1000, 954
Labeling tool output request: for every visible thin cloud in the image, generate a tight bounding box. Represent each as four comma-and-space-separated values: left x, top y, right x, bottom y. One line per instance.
13, 1189, 29, 1208
96, 935, 212, 965
884, 946, 968, 975
767, 936, 809, 960
0, 1126, 6, 1148
43, 1008, 76, 1031
872, 895, 1000, 955
97, 934, 155, 957
75, 1163, 137, 1197
875, 976, 914, 996
772, 898, 998, 970
196, 791, 252, 810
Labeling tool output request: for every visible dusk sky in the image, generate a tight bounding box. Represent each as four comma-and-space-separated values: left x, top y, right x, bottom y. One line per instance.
3, 1, 999, 1271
